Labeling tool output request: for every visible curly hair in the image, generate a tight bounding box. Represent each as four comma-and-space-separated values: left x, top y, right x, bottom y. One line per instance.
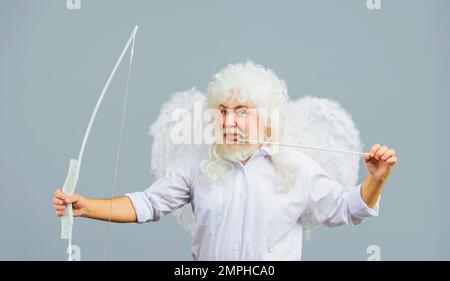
200, 60, 299, 192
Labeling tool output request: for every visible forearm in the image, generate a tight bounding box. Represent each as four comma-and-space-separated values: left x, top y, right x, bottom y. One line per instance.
360, 175, 385, 209
82, 196, 137, 223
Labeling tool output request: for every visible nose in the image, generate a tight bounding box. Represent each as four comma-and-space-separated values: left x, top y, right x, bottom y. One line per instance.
224, 110, 238, 128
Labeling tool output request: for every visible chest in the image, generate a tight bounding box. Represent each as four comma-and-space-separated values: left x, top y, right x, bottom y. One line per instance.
191, 158, 308, 227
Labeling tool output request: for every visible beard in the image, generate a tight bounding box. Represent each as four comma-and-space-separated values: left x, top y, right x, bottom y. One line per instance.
215, 126, 259, 162
215, 143, 258, 162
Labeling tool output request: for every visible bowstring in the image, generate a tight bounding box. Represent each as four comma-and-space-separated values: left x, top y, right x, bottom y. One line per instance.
102, 29, 137, 261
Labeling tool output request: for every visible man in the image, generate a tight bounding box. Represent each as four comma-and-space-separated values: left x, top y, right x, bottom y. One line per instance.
52, 61, 397, 260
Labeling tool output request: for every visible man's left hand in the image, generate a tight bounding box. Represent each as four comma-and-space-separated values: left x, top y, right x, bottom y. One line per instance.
364, 144, 398, 183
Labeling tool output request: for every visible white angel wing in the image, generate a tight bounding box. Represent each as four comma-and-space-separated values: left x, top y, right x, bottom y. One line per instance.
150, 92, 363, 238
284, 96, 363, 187
283, 96, 364, 238
149, 87, 205, 235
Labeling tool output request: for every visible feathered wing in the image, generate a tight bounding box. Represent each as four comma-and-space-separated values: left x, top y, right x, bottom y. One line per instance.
283, 96, 364, 237
150, 92, 364, 238
149, 88, 206, 235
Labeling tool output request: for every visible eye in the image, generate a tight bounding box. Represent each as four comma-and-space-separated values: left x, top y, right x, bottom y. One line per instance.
220, 109, 227, 116
235, 108, 248, 116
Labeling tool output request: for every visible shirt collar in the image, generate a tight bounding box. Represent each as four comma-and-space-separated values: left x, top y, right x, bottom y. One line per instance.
254, 143, 275, 157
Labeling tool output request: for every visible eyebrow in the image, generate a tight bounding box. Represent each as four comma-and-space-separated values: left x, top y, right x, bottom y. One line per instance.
218, 104, 248, 110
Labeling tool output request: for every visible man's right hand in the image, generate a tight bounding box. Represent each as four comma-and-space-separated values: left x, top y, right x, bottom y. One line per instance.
53, 189, 137, 222
53, 189, 87, 217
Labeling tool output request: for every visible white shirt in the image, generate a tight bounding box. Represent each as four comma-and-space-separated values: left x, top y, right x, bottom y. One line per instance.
125, 145, 380, 261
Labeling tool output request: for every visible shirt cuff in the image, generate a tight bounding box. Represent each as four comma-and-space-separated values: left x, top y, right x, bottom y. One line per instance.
125, 192, 154, 223
347, 184, 380, 220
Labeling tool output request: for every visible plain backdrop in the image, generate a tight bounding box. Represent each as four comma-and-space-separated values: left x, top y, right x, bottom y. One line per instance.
0, 0, 449, 260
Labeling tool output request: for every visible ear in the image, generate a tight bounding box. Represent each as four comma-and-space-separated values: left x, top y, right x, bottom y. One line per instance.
266, 126, 272, 138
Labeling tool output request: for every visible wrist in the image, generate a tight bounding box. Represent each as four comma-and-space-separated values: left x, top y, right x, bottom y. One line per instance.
80, 197, 92, 218
361, 175, 384, 209
367, 174, 385, 188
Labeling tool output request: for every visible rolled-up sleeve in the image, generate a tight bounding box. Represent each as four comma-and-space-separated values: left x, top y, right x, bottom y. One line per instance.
347, 184, 380, 221
125, 152, 193, 223
300, 159, 380, 227
125, 191, 155, 223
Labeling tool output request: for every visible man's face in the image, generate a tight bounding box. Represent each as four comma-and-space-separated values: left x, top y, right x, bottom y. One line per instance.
218, 100, 260, 151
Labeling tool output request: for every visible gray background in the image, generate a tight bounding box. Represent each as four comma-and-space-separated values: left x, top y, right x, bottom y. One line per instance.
1, 0, 449, 260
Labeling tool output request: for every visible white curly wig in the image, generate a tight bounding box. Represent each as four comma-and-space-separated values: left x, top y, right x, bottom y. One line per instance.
200, 60, 299, 192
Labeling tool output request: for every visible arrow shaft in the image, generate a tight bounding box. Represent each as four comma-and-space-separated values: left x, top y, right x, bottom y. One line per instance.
239, 139, 368, 156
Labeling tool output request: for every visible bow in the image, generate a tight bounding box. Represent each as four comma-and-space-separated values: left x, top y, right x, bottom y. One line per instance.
60, 25, 139, 261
